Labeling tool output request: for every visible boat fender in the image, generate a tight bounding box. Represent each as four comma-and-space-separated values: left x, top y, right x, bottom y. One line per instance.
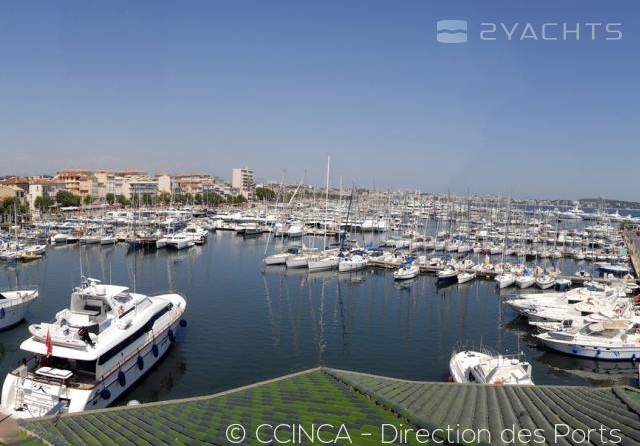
447, 375, 454, 383
118, 370, 126, 387
168, 329, 175, 342
101, 388, 111, 400
137, 356, 144, 370
0, 308, 4, 319
152, 344, 159, 358
571, 346, 579, 354
596, 349, 601, 356
633, 354, 637, 362
179, 319, 187, 328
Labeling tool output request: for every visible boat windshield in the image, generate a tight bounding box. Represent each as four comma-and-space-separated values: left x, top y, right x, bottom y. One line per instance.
113, 292, 134, 305
581, 326, 620, 338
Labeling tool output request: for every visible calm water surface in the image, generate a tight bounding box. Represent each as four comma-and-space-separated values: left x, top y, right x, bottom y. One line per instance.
0, 232, 636, 408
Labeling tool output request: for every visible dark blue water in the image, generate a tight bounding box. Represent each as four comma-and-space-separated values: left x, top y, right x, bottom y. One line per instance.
0, 232, 635, 408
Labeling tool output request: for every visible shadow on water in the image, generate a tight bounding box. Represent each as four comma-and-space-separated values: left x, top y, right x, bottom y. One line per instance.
536, 351, 638, 386
115, 345, 188, 405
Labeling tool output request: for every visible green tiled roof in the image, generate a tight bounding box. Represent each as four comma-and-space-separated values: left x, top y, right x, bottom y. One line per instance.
19, 369, 420, 446
16, 368, 640, 446
325, 368, 640, 446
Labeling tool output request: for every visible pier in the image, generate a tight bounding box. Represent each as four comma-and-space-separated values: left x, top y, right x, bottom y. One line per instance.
15, 368, 640, 446
367, 258, 622, 286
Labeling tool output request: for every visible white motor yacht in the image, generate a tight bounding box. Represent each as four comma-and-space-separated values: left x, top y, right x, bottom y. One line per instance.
0, 287, 39, 330
1, 278, 186, 418
449, 346, 534, 385
536, 319, 640, 360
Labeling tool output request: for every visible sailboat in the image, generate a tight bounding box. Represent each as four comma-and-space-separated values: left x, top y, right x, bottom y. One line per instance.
393, 257, 420, 280
308, 157, 340, 272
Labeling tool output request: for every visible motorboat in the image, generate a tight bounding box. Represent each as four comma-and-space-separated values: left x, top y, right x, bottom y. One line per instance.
1, 278, 186, 418
393, 258, 420, 280
449, 345, 534, 385
183, 225, 208, 245
0, 287, 39, 330
437, 264, 458, 281
536, 319, 640, 360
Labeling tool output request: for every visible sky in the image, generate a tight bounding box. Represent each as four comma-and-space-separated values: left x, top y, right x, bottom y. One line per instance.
0, 1, 638, 200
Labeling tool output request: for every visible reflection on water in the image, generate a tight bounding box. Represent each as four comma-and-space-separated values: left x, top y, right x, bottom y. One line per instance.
123, 346, 188, 405
0, 232, 635, 407
536, 351, 638, 386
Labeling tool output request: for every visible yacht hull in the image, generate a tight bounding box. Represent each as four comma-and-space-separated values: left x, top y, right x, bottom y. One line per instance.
538, 336, 640, 360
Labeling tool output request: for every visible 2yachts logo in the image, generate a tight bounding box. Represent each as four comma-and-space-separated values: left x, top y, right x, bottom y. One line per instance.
437, 20, 623, 43
437, 20, 468, 43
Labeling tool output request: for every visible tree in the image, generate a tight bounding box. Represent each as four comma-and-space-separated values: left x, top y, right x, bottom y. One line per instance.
194, 193, 202, 205
56, 190, 81, 207
1, 197, 27, 215
117, 194, 130, 207
173, 193, 185, 204
255, 187, 276, 201
83, 195, 92, 205
227, 194, 247, 205
159, 192, 171, 204
141, 193, 153, 206
34, 195, 54, 213
202, 192, 224, 206
106, 193, 115, 205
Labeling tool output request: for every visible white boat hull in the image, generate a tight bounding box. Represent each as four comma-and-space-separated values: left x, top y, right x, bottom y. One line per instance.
2, 320, 181, 418
0, 290, 39, 331
308, 258, 339, 271
538, 335, 640, 360
338, 259, 368, 272
393, 265, 420, 280
286, 256, 308, 269
457, 272, 475, 284
264, 253, 288, 265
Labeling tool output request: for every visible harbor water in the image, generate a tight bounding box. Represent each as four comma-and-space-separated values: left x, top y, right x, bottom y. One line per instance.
0, 231, 637, 408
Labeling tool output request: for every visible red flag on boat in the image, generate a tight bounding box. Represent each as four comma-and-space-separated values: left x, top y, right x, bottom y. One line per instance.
45, 328, 53, 358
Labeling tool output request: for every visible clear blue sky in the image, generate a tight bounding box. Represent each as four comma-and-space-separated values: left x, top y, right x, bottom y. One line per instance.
0, 1, 638, 199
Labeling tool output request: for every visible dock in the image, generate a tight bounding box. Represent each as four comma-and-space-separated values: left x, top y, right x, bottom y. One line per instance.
15, 368, 640, 446
367, 258, 620, 286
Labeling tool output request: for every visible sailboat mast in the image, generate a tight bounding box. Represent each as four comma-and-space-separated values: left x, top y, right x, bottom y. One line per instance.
323, 156, 330, 251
